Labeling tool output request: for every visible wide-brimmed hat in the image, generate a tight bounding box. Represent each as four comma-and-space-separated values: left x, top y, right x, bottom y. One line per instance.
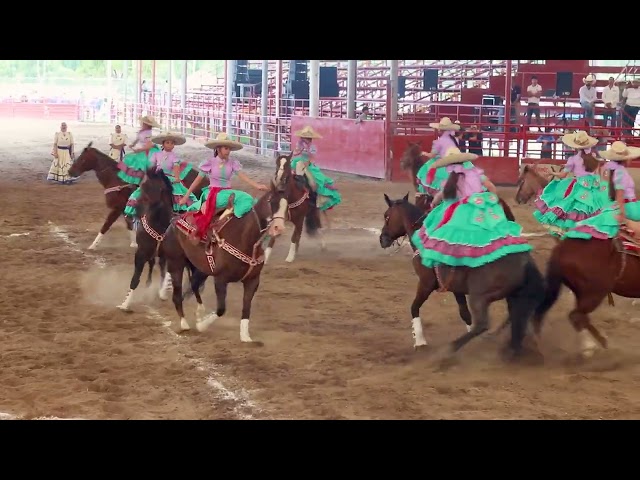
431, 147, 478, 168
204, 132, 243, 151
561, 130, 598, 150
151, 131, 186, 146
139, 115, 161, 129
295, 125, 322, 139
429, 116, 461, 131
600, 141, 640, 161
583, 74, 596, 84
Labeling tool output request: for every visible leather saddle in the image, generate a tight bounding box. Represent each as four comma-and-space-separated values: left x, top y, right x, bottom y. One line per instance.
175, 193, 236, 246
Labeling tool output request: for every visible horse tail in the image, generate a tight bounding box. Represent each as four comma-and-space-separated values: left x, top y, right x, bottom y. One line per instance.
304, 204, 322, 236
532, 251, 564, 333
499, 197, 516, 221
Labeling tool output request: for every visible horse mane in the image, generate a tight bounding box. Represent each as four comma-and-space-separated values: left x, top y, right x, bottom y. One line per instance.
146, 167, 174, 193
389, 196, 424, 225
137, 168, 174, 218
83, 143, 120, 171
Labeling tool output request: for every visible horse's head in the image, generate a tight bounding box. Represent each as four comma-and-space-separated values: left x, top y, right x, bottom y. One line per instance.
256, 182, 290, 238
515, 164, 555, 205
400, 142, 424, 171
273, 151, 293, 192
68, 141, 97, 177
379, 192, 411, 248
139, 167, 173, 213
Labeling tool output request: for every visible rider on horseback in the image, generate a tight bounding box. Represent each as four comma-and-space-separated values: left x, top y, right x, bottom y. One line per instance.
564, 141, 640, 241
411, 147, 532, 268
290, 126, 342, 212
117, 115, 162, 186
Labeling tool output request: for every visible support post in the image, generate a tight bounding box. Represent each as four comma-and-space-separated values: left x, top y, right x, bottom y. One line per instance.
504, 59, 513, 159
309, 60, 320, 117
226, 60, 235, 135
167, 60, 173, 129
181, 60, 188, 134
389, 60, 399, 134
347, 60, 357, 119
261, 60, 269, 156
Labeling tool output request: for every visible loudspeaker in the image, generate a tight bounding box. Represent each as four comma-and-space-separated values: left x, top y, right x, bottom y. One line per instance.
289, 60, 308, 82
286, 79, 309, 99
556, 71, 573, 97
234, 60, 249, 84
398, 76, 406, 98
423, 68, 438, 91
247, 69, 262, 95
319, 66, 339, 97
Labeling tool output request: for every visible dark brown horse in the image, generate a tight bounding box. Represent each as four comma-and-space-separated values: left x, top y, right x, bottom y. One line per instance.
68, 143, 209, 250
379, 193, 545, 360
264, 152, 323, 263
400, 143, 517, 221
160, 183, 289, 340
117, 168, 173, 311
531, 229, 640, 359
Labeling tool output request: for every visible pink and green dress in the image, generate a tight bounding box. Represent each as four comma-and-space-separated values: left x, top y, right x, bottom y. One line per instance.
123, 150, 197, 217
290, 140, 342, 211
116, 129, 160, 186
411, 164, 532, 268
186, 155, 256, 218
533, 151, 612, 235
564, 161, 640, 240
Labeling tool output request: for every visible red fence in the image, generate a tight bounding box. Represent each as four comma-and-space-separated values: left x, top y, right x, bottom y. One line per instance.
290, 116, 387, 179
0, 102, 80, 120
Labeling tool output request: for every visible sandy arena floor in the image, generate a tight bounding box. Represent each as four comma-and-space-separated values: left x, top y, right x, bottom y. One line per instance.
0, 119, 638, 420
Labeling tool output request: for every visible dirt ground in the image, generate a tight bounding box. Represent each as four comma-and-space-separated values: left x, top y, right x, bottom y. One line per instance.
0, 119, 638, 420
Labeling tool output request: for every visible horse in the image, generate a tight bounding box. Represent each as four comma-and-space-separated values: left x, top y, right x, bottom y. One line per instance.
159, 181, 289, 340
400, 143, 517, 221
379, 193, 545, 360
514, 164, 558, 205
117, 168, 173, 312
264, 152, 324, 263
531, 233, 640, 358
68, 143, 209, 250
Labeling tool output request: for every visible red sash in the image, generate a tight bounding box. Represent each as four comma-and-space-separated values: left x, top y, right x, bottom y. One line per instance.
563, 178, 576, 198
193, 186, 230, 238
436, 197, 469, 229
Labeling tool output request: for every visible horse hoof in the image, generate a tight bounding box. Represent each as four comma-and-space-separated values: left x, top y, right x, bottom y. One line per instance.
179, 318, 191, 331
243, 340, 264, 347
130, 242, 138, 248
116, 305, 132, 313
413, 343, 428, 352
87, 245, 97, 251
158, 289, 170, 301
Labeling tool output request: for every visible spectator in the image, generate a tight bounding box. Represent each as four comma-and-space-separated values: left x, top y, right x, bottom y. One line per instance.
526, 76, 542, 126
579, 74, 598, 126
537, 127, 556, 159
621, 79, 640, 135
591, 127, 611, 156
466, 125, 483, 155
601, 76, 620, 128
355, 105, 371, 124
510, 84, 521, 132
454, 121, 467, 152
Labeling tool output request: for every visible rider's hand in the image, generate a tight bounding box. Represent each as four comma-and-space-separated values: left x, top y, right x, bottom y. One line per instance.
178, 195, 188, 205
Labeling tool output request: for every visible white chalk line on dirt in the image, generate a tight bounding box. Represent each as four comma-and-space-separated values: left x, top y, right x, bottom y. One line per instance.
46, 221, 262, 420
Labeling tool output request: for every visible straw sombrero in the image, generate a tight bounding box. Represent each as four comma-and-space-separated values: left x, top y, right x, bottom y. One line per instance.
583, 74, 596, 84
139, 115, 161, 129
151, 131, 186, 146
204, 132, 243, 151
431, 147, 478, 168
429, 117, 461, 131
600, 141, 640, 161
295, 125, 322, 139
561, 130, 598, 150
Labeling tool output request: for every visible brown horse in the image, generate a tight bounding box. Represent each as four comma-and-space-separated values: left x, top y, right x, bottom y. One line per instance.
264, 152, 323, 263
514, 164, 558, 205
160, 182, 289, 340
379, 193, 545, 360
117, 167, 173, 311
68, 143, 209, 250
400, 143, 517, 221
531, 232, 640, 358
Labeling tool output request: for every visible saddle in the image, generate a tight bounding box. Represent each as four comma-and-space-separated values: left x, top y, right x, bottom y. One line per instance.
616, 224, 640, 256
175, 194, 236, 248
294, 174, 317, 207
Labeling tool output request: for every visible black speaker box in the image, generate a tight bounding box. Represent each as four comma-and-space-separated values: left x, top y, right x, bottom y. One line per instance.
319, 66, 339, 97
423, 68, 438, 91
556, 71, 573, 97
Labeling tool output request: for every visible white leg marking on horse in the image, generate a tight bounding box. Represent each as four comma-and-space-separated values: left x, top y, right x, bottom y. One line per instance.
578, 330, 598, 358
240, 319, 253, 343
118, 289, 134, 311
632, 299, 640, 306
285, 242, 297, 263
196, 313, 218, 332
158, 274, 172, 301
264, 246, 272, 264
88, 232, 103, 250
318, 228, 327, 250
412, 317, 428, 347
129, 230, 137, 248
196, 303, 205, 320
180, 317, 191, 331
466, 324, 472, 333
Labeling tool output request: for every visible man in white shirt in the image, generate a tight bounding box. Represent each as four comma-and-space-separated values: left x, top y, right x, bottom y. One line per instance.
526, 76, 542, 126
579, 74, 598, 127
601, 77, 620, 128
621, 79, 640, 135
